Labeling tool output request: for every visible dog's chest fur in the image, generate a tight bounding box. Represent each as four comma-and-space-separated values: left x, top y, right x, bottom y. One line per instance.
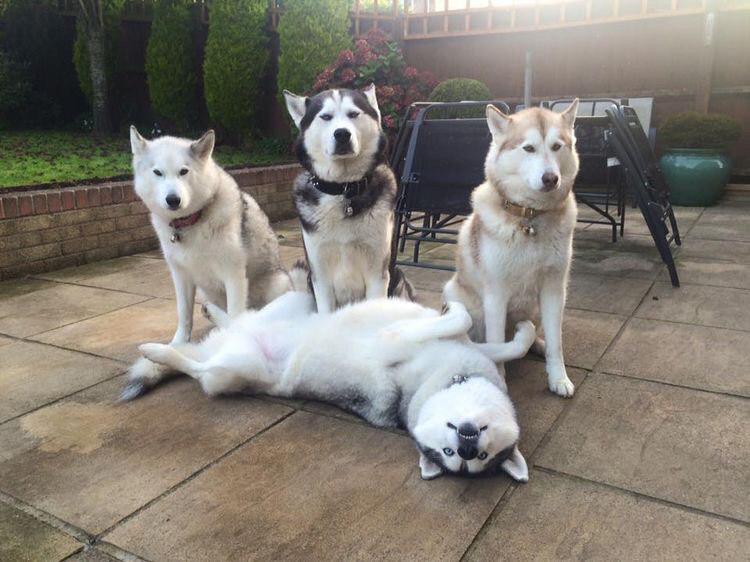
294, 165, 396, 303
461, 182, 577, 311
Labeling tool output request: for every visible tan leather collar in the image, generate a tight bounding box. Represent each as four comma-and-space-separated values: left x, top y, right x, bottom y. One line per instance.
500, 198, 544, 220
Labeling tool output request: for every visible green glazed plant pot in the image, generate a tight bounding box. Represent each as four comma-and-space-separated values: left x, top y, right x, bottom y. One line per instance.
660, 148, 732, 207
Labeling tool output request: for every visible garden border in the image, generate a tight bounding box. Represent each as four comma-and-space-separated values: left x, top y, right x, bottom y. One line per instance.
0, 164, 300, 281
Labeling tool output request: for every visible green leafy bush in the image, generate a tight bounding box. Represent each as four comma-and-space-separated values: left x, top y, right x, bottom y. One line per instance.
277, 0, 351, 97
659, 111, 742, 151
311, 29, 436, 134
428, 78, 491, 118
203, 0, 268, 139
145, 0, 197, 129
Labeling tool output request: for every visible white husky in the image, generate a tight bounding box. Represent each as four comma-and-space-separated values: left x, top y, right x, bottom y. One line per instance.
283, 85, 413, 313
138, 291, 536, 481
123, 128, 292, 400
444, 101, 580, 397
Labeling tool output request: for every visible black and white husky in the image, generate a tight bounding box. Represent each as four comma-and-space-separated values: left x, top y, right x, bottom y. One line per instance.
138, 290, 534, 481
283, 85, 413, 313
123, 128, 292, 400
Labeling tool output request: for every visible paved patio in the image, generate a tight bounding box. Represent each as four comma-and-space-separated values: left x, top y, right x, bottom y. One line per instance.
1, 199, 748, 561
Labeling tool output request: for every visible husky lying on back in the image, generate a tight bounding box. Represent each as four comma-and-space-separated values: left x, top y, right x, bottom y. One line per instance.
139, 291, 535, 480
283, 85, 413, 312
123, 128, 292, 400
444, 101, 580, 397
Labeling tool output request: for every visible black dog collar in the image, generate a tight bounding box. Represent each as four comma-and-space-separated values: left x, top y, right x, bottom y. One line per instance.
310, 174, 370, 199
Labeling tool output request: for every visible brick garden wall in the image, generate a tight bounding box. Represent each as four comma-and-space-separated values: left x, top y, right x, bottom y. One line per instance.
0, 164, 300, 281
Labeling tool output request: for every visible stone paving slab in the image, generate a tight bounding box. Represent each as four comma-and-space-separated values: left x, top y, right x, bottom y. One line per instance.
64, 547, 119, 562
636, 282, 750, 332
688, 206, 750, 242
0, 501, 81, 562
665, 258, 750, 290
32, 298, 211, 363
0, 377, 292, 535
600, 317, 750, 397
37, 256, 175, 299
676, 238, 750, 263
0, 279, 148, 338
0, 340, 124, 423
567, 273, 652, 315
0, 334, 13, 348
561, 308, 625, 370
505, 361, 586, 456
466, 470, 750, 561
105, 410, 511, 561
536, 373, 750, 522
619, 206, 703, 237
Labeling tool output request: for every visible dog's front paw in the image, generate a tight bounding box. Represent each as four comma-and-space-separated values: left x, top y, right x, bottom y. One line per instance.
548, 376, 575, 398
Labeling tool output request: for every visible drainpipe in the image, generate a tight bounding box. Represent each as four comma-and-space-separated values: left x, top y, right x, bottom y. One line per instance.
524, 50, 533, 108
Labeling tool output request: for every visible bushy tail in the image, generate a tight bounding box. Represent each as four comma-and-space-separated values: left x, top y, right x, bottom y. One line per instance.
389, 266, 417, 301
289, 259, 312, 293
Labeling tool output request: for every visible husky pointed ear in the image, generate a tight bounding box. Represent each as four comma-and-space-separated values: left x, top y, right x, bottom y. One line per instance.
130, 125, 147, 156
362, 83, 381, 122
486, 104, 511, 139
191, 130, 215, 161
419, 453, 444, 480
283, 90, 307, 129
561, 98, 579, 128
500, 445, 529, 482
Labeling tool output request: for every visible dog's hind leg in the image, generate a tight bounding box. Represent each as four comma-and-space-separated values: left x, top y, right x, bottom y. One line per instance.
473, 321, 536, 363
380, 301, 473, 344
139, 343, 205, 380
202, 302, 230, 328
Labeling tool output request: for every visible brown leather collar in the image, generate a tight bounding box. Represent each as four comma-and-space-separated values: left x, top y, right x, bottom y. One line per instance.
500, 199, 544, 220
169, 209, 203, 230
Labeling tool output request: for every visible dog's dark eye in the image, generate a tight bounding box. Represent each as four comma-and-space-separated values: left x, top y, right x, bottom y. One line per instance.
153, 169, 163, 176
447, 422, 456, 430
480, 425, 488, 431
179, 168, 189, 176
478, 451, 488, 460
523, 145, 535, 153
551, 142, 562, 151
320, 114, 333, 121
443, 448, 454, 456
347, 111, 360, 119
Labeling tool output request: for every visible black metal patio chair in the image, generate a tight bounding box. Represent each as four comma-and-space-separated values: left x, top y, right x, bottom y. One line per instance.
548, 99, 627, 242
605, 106, 681, 286
389, 100, 510, 270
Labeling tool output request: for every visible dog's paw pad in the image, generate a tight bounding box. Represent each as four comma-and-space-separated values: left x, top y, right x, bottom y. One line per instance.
548, 377, 575, 398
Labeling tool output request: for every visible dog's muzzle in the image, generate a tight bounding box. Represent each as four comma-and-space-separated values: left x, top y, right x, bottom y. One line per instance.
457, 422, 479, 460
333, 128, 354, 155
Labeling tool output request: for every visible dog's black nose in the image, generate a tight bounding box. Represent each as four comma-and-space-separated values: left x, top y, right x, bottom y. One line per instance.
165, 194, 181, 210
541, 172, 559, 191
333, 128, 351, 142
457, 444, 478, 460
457, 422, 479, 440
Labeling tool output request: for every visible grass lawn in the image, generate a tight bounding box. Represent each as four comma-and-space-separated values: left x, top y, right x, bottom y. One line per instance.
0, 131, 294, 189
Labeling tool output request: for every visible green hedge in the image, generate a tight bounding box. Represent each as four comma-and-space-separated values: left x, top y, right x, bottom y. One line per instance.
428, 78, 491, 118
145, 0, 197, 129
277, 0, 351, 96
659, 111, 742, 151
203, 0, 268, 138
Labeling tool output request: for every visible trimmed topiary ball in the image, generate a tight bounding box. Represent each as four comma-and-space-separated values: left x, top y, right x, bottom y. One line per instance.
428, 78, 492, 118
659, 111, 741, 151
